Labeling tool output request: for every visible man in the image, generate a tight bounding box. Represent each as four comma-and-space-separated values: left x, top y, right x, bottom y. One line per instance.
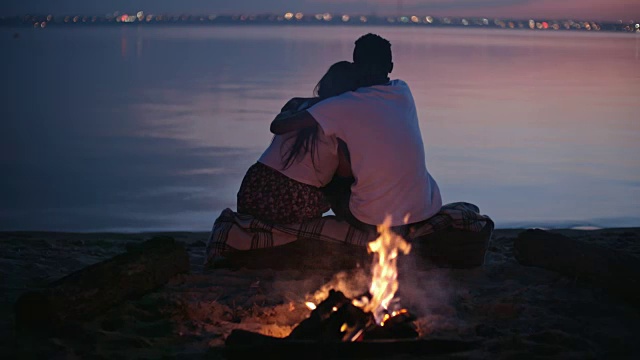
271, 33, 442, 233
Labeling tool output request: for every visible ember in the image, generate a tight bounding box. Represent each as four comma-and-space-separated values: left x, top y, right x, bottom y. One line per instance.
305, 302, 317, 310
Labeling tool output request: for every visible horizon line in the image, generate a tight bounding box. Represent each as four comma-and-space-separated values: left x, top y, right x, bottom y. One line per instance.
2, 12, 639, 24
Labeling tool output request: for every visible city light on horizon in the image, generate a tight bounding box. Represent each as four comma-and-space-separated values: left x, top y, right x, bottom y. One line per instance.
8, 11, 638, 34
2, 0, 640, 23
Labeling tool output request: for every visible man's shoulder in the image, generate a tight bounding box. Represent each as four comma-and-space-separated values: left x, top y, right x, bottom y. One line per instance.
389, 79, 408, 87
360, 79, 410, 94
353, 79, 412, 103
388, 79, 412, 94
308, 79, 412, 114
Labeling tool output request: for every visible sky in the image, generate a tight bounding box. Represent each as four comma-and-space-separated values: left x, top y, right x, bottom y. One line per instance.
2, 0, 640, 21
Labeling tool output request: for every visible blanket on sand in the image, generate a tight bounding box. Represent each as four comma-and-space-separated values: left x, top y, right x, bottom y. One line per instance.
205, 202, 492, 267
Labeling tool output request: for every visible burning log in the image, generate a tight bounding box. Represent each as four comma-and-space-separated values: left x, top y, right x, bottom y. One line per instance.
287, 289, 354, 341
362, 309, 418, 340
14, 236, 189, 333
514, 229, 640, 306
280, 289, 418, 343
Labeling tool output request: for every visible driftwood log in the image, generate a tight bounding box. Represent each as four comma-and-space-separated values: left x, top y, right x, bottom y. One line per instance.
514, 229, 640, 306
14, 236, 189, 332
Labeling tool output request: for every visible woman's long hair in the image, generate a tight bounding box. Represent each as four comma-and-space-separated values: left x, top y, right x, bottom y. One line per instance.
281, 61, 358, 170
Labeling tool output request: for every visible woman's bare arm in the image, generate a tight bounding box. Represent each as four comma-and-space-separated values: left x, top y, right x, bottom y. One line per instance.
270, 110, 318, 134
271, 97, 325, 134
280, 97, 316, 112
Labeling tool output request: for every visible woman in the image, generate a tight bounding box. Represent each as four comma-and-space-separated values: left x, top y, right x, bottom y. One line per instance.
236, 61, 357, 224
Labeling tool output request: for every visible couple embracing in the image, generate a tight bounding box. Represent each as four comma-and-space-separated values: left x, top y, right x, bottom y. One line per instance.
237, 33, 442, 235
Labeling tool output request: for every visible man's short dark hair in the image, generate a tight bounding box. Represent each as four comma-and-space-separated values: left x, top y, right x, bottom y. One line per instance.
353, 33, 392, 72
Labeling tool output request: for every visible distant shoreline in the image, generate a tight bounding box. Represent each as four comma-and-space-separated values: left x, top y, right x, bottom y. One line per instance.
2, 13, 638, 34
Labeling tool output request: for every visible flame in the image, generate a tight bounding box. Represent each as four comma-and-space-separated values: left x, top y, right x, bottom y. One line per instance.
356, 216, 411, 324
305, 302, 317, 310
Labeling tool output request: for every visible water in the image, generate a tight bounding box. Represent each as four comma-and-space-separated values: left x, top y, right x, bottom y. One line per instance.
2, 25, 639, 231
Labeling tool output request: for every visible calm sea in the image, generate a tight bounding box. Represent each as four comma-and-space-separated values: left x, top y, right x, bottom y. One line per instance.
2, 25, 639, 231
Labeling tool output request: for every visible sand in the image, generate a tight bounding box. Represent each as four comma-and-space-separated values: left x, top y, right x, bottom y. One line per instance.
1, 228, 639, 359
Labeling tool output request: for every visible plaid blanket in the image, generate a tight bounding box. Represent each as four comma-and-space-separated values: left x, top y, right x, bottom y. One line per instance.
205, 202, 492, 267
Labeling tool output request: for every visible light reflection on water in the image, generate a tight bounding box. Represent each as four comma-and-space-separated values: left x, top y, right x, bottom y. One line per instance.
1, 26, 639, 231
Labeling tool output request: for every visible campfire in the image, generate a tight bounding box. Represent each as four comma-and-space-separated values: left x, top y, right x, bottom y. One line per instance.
226, 216, 419, 345
290, 216, 417, 342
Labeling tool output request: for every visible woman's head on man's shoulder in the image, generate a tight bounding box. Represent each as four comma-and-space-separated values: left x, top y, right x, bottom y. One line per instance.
313, 34, 394, 100
314, 61, 359, 99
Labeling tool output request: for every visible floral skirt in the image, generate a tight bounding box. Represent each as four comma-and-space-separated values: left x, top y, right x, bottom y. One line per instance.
237, 162, 331, 224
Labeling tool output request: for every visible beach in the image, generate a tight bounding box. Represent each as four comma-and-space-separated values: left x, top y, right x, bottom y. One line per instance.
1, 227, 638, 359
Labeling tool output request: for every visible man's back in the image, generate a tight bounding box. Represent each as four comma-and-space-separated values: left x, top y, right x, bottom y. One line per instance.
307, 79, 442, 226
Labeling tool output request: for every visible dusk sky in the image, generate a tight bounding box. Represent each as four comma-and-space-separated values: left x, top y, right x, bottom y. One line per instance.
3, 0, 640, 21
